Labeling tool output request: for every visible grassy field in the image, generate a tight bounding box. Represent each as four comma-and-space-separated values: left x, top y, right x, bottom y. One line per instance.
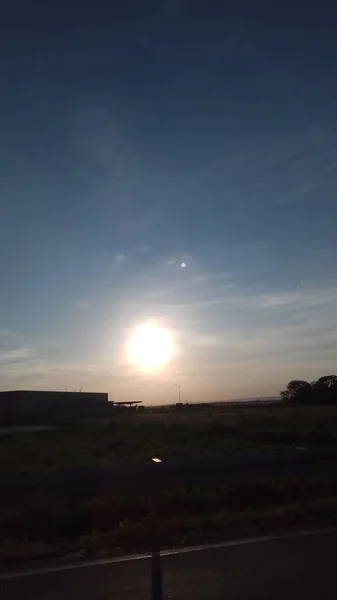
2, 404, 337, 562
1, 404, 337, 474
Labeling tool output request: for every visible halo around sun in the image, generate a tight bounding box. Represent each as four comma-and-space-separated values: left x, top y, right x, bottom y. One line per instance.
128, 322, 174, 369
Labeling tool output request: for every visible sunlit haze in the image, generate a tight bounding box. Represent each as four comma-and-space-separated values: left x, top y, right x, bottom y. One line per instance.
1, 2, 337, 404
128, 323, 174, 370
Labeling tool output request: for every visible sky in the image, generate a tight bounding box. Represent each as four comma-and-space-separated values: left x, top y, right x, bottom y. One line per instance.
1, 0, 337, 404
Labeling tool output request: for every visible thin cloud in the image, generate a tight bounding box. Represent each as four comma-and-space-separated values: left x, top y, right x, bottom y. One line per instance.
74, 300, 92, 311
0, 329, 16, 337
0, 347, 33, 362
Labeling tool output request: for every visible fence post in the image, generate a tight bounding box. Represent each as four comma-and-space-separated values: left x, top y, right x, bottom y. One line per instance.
151, 489, 163, 600
150, 460, 163, 600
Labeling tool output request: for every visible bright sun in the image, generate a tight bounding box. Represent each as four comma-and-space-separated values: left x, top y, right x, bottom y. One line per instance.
128, 322, 174, 369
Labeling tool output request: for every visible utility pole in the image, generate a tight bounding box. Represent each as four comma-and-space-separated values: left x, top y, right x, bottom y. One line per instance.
175, 384, 181, 403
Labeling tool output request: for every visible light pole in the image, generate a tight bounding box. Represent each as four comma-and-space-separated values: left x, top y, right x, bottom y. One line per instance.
175, 384, 181, 404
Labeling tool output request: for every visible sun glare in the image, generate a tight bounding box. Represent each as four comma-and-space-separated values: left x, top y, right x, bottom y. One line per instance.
128, 322, 174, 369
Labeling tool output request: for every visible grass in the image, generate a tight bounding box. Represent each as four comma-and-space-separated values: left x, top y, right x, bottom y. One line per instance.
3, 493, 337, 561
2, 404, 337, 562
1, 404, 337, 474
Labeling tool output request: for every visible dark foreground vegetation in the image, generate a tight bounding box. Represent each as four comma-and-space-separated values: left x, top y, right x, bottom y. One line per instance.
3, 403, 337, 475
2, 402, 337, 562
3, 474, 337, 561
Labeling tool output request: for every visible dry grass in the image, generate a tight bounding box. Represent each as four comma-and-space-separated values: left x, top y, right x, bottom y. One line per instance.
3, 494, 337, 561
1, 404, 337, 475
2, 404, 337, 562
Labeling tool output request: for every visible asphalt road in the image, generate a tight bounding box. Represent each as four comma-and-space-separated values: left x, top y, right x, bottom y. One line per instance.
2, 529, 337, 599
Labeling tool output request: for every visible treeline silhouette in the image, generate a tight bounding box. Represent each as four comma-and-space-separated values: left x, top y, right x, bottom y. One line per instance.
281, 375, 337, 405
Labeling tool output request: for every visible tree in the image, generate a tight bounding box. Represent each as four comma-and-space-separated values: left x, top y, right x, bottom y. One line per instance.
280, 374, 337, 405
315, 375, 337, 390
312, 375, 337, 404
280, 380, 313, 405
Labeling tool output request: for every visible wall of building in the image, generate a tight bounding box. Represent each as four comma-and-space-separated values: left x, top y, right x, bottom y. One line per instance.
0, 390, 110, 424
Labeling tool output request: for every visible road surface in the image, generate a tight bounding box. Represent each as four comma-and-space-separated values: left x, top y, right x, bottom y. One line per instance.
1, 529, 337, 599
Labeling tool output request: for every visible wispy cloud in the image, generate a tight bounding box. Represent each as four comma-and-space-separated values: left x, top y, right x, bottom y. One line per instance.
74, 299, 92, 311
42, 341, 64, 348
2, 253, 337, 402
0, 329, 16, 338
0, 347, 33, 362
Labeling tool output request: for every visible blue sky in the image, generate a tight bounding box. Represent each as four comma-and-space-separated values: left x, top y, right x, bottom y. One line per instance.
1, 1, 337, 403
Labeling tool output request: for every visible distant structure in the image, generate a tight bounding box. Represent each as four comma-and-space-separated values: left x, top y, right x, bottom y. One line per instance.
0, 391, 145, 424
174, 402, 184, 411
113, 401, 142, 407
0, 390, 109, 424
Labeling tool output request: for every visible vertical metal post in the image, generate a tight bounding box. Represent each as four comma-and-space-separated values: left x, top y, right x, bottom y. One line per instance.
151, 489, 163, 600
